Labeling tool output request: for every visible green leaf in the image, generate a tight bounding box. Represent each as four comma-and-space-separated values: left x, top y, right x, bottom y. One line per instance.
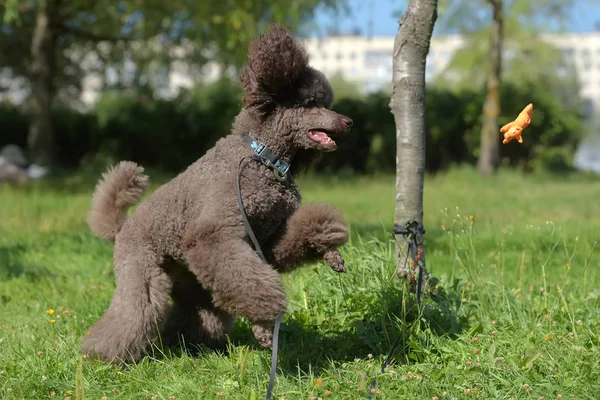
468, 322, 483, 336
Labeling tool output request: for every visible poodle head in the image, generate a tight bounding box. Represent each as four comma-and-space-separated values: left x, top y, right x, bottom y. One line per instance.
238, 24, 353, 154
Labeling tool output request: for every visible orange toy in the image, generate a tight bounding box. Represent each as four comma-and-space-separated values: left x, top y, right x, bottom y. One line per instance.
501, 103, 533, 144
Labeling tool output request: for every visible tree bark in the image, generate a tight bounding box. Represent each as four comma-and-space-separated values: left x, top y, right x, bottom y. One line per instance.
28, 0, 57, 166
390, 0, 437, 279
476, 0, 503, 175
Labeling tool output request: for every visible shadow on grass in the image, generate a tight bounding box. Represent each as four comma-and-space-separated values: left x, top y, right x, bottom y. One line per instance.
0, 244, 57, 282
221, 278, 471, 378
104, 276, 471, 398
152, 278, 470, 381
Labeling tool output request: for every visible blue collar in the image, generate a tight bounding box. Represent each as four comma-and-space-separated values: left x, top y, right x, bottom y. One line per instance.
242, 135, 290, 182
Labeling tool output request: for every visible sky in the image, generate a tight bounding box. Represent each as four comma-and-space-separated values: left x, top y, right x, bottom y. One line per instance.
314, 0, 600, 37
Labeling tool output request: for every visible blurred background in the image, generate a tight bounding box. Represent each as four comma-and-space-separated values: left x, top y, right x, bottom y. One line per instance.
1, 0, 600, 182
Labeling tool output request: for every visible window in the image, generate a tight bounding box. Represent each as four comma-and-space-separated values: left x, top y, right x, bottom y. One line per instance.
364, 50, 392, 67
560, 47, 574, 60
580, 48, 591, 70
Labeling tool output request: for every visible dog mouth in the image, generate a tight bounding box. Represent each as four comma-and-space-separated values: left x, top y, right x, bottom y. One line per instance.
307, 130, 337, 151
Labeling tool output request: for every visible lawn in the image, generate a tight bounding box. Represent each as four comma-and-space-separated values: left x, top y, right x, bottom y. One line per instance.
0, 166, 599, 400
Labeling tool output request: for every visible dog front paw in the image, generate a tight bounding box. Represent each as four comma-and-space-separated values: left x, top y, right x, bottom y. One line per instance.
288, 203, 349, 253
323, 248, 346, 273
308, 220, 349, 252
252, 321, 273, 349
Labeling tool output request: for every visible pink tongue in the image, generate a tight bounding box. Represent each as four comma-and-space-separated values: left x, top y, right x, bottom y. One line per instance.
310, 131, 329, 142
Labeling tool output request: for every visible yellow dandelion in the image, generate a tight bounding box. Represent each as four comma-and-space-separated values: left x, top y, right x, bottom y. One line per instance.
545, 334, 552, 341
86, 331, 92, 337
50, 319, 56, 325
314, 378, 324, 388
46, 309, 55, 316
469, 215, 474, 221
116, 371, 122, 375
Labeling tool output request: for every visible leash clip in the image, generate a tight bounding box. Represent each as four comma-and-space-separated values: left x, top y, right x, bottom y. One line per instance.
274, 169, 287, 182
244, 135, 289, 182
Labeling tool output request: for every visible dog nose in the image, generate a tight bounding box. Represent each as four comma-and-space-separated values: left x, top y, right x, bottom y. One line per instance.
342, 116, 353, 127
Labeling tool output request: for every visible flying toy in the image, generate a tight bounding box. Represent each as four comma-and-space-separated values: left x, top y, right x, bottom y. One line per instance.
501, 103, 533, 144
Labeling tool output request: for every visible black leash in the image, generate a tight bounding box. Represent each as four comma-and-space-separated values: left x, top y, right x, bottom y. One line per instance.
367, 221, 427, 399
236, 156, 269, 263
266, 313, 284, 400
236, 153, 285, 400
237, 135, 430, 399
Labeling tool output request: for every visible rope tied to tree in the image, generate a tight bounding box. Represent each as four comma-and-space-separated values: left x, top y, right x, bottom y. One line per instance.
394, 220, 428, 304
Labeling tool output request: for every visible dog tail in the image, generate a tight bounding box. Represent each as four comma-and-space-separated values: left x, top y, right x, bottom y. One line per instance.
87, 161, 149, 241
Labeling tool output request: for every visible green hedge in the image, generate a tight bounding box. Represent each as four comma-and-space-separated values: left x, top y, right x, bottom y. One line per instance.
0, 79, 585, 174
321, 81, 585, 174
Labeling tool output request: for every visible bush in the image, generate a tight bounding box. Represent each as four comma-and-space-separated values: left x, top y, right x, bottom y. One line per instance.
0, 104, 28, 149
0, 104, 99, 167
0, 78, 585, 174
323, 81, 584, 174
88, 78, 242, 171
53, 107, 101, 167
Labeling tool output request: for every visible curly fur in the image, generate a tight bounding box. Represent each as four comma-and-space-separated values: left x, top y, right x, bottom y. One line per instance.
83, 24, 353, 364
86, 161, 148, 241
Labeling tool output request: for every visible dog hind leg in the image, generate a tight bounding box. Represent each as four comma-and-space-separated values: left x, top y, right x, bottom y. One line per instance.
162, 273, 234, 352
82, 246, 172, 364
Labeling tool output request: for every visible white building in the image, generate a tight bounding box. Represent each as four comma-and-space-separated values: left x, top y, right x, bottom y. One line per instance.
302, 34, 464, 93
3, 31, 600, 119
302, 31, 600, 119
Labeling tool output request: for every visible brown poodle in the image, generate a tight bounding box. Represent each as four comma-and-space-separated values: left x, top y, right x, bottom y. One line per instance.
83, 24, 353, 364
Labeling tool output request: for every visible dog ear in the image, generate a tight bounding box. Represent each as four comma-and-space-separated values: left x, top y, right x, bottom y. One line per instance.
240, 24, 309, 115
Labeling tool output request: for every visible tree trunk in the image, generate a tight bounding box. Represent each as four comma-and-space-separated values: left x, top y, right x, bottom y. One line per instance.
476, 0, 503, 175
28, 0, 57, 166
390, 0, 437, 279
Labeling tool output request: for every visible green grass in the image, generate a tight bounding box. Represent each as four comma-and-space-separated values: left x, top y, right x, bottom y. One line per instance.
1, 166, 599, 399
